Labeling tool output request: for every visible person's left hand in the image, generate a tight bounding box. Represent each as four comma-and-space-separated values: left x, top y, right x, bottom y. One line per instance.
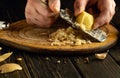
74, 0, 116, 29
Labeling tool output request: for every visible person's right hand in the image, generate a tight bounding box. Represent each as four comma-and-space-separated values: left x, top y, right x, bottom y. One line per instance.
25, 0, 60, 28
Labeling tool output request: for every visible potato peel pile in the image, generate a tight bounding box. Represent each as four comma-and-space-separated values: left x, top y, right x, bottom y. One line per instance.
49, 27, 91, 46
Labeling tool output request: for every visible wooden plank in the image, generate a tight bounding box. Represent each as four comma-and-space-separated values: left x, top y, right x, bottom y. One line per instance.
0, 20, 119, 54
109, 39, 120, 64
70, 54, 120, 78
0, 45, 32, 78
110, 0, 120, 65
22, 52, 82, 78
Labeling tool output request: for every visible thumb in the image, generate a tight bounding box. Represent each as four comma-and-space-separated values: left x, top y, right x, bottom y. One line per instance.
48, 0, 60, 13
74, 0, 88, 16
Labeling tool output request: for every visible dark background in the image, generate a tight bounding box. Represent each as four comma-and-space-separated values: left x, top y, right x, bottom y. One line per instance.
0, 0, 119, 30
0, 0, 74, 22
0, 0, 26, 22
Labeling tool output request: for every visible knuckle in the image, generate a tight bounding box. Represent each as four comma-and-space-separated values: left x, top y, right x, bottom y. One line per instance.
112, 1, 116, 8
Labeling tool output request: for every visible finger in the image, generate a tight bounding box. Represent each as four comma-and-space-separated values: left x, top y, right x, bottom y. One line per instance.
93, 0, 116, 29
93, 11, 113, 29
48, 0, 60, 13
87, 0, 97, 7
27, 17, 53, 28
74, 0, 89, 16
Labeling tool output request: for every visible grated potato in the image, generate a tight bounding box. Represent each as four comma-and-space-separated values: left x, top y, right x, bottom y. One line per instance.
49, 27, 91, 46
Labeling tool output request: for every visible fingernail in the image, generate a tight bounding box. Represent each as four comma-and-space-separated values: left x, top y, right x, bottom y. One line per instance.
53, 0, 60, 13
53, 6, 60, 13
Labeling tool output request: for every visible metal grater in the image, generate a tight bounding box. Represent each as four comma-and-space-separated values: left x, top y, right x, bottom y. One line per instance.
0, 21, 10, 30
37, 0, 107, 42
60, 9, 107, 42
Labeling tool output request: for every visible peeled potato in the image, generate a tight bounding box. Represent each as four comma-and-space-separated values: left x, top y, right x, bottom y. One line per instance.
76, 11, 94, 31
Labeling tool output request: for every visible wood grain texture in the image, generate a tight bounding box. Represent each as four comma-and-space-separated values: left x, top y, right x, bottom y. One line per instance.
0, 51, 32, 78
0, 35, 120, 78
0, 20, 119, 53
22, 53, 82, 78
70, 55, 120, 78
109, 39, 120, 65
0, 45, 82, 78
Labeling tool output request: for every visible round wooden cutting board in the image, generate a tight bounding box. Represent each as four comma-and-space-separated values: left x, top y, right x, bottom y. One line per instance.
0, 20, 119, 54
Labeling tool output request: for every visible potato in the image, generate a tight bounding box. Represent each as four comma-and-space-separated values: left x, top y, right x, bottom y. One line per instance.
76, 11, 94, 31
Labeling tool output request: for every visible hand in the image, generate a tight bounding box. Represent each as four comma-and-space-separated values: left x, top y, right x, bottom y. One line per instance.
25, 0, 60, 28
74, 0, 116, 29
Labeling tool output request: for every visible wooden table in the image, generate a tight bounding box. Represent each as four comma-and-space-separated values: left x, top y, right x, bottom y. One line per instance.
0, 36, 120, 78
0, 0, 120, 77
